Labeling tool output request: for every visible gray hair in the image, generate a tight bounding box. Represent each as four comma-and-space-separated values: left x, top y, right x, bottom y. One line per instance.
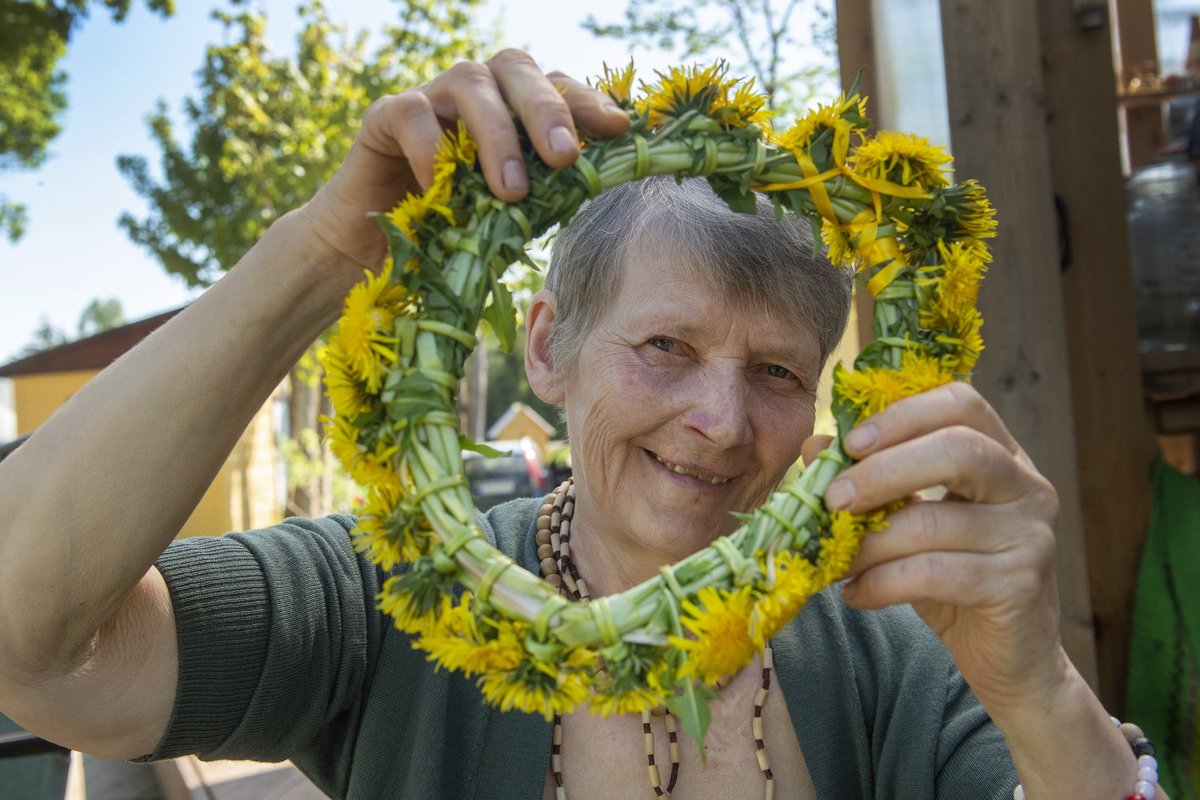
544, 176, 853, 377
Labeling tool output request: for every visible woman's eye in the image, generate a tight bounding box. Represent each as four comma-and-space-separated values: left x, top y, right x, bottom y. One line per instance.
650, 337, 675, 352
766, 364, 794, 380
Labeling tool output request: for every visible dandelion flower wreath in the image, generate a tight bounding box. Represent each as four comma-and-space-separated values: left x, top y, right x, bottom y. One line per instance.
320, 61, 996, 747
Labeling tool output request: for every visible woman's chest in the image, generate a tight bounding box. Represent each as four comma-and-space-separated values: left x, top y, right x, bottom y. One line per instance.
541, 664, 816, 800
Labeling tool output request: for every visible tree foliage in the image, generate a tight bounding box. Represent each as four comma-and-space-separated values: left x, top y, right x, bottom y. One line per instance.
117, 0, 490, 286
18, 297, 125, 357
583, 0, 836, 117
0, 0, 174, 242
116, 0, 490, 516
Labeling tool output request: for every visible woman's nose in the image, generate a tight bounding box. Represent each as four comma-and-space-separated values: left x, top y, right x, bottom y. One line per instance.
680, 365, 754, 448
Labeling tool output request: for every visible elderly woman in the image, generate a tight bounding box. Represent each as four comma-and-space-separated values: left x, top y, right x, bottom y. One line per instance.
0, 51, 1160, 800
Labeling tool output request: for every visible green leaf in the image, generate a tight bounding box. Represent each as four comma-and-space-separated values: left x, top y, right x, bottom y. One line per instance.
667, 681, 715, 761
481, 277, 517, 353
459, 435, 506, 459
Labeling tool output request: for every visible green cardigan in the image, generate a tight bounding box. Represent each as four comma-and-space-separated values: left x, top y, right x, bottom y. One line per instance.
143, 499, 1017, 799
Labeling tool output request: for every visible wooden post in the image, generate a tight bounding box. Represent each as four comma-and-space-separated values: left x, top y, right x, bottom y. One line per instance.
1111, 0, 1164, 170
836, 0, 880, 350
1036, 1, 1155, 714
938, 0, 1100, 686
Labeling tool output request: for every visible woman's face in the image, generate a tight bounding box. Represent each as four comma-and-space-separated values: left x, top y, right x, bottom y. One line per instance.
558, 250, 823, 568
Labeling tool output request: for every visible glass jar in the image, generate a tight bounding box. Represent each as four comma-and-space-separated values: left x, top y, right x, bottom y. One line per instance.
1127, 161, 1200, 350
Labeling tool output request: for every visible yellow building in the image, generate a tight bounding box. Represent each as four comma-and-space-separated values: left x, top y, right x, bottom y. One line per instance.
0, 309, 284, 537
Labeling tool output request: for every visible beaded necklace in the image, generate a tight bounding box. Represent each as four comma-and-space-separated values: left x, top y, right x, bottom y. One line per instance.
536, 478, 776, 799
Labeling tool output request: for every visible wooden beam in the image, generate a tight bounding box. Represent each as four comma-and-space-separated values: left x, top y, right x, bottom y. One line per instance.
835, 0, 879, 350
1037, 1, 1156, 713
938, 0, 1099, 687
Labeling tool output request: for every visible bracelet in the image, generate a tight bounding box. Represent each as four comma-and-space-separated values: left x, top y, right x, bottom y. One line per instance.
1012, 717, 1159, 800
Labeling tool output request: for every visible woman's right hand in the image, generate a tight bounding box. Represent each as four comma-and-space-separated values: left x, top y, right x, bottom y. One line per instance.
298, 48, 631, 273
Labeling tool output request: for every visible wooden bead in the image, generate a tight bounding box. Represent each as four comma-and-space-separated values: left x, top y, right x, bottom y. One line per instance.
551, 510, 562, 528
544, 573, 562, 589
536, 528, 551, 545
537, 543, 554, 560
754, 688, 768, 707
537, 515, 552, 531
651, 705, 668, 717
752, 716, 765, 739
561, 541, 571, 559
560, 519, 571, 538
562, 499, 574, 518
755, 748, 770, 771
540, 557, 558, 576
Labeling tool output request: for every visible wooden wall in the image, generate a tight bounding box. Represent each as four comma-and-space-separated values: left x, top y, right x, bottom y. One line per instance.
836, 0, 1157, 709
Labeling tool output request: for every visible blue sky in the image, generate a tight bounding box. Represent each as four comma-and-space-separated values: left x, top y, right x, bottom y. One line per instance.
0, 0, 770, 362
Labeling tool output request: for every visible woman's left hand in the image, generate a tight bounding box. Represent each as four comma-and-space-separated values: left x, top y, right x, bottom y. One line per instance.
807, 381, 1067, 712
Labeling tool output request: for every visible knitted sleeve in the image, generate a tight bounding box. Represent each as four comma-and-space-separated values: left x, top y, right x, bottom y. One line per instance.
137, 514, 382, 791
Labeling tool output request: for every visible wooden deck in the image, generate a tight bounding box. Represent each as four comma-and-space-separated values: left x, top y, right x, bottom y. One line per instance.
65, 754, 324, 800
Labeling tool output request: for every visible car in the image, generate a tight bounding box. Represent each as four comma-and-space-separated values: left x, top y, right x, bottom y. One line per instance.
462, 437, 549, 510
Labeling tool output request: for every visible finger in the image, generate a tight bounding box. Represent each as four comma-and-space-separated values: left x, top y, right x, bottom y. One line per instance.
825, 425, 1053, 512
846, 499, 1040, 577
420, 59, 531, 201
843, 382, 1019, 461
801, 434, 833, 467
841, 548, 1042, 612
357, 91, 445, 192
487, 50, 582, 170
546, 71, 631, 138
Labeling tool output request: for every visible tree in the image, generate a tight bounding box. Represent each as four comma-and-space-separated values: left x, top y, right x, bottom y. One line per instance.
117, 0, 490, 515
77, 297, 126, 338
0, 0, 174, 242
583, 0, 837, 117
17, 297, 125, 356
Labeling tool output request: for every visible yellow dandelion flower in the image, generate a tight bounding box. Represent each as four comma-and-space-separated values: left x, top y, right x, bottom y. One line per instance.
477, 648, 594, 721
377, 575, 443, 635
896, 350, 957, 396
589, 663, 669, 717
927, 240, 988, 318
352, 482, 407, 571
636, 62, 736, 127
324, 415, 402, 496
835, 362, 908, 419
319, 340, 371, 418
934, 308, 985, 374
949, 179, 998, 241
334, 265, 412, 393
593, 60, 636, 107
670, 585, 757, 686
836, 351, 956, 420
820, 218, 863, 270
816, 511, 869, 587
852, 131, 952, 191
418, 595, 527, 676
773, 92, 867, 163
751, 551, 818, 646
710, 78, 772, 129
385, 120, 477, 242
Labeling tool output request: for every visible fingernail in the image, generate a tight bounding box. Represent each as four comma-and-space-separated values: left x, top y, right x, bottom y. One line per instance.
845, 424, 877, 453
502, 158, 527, 193
548, 125, 577, 155
825, 478, 856, 510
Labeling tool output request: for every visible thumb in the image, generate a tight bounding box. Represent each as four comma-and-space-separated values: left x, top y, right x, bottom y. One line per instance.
800, 434, 834, 467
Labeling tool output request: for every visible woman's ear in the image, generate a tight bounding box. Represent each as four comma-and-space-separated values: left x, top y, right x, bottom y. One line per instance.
525, 289, 566, 404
